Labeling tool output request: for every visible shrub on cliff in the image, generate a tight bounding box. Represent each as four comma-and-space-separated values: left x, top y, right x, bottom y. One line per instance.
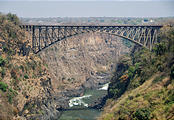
171, 64, 174, 79
108, 56, 132, 98
132, 108, 151, 120
7, 88, 18, 104
0, 67, 6, 78
0, 56, 6, 66
153, 42, 167, 56
6, 13, 20, 25
128, 66, 136, 79
0, 13, 25, 53
0, 81, 8, 92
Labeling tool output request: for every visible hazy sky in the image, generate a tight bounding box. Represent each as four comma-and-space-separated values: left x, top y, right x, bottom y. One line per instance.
0, 0, 174, 18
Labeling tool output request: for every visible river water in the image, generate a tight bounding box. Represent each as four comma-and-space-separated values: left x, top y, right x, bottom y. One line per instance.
59, 83, 109, 120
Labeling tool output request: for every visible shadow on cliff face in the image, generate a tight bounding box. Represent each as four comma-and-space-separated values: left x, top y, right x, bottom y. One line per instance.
39, 32, 130, 93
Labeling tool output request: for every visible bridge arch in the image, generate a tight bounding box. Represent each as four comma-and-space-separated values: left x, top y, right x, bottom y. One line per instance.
21, 25, 162, 53
96, 31, 147, 49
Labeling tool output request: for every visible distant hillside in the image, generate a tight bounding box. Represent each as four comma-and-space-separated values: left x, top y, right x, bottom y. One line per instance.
20, 17, 174, 25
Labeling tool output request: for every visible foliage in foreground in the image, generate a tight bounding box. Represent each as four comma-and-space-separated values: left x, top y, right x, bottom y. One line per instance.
101, 26, 174, 120
0, 13, 51, 119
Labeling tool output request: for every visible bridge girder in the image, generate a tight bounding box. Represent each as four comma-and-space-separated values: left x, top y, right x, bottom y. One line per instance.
20, 25, 162, 54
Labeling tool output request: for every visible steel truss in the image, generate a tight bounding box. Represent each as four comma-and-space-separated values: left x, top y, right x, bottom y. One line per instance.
20, 25, 163, 53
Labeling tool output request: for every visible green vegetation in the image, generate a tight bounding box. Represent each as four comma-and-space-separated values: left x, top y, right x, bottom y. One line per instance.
24, 74, 29, 79
0, 81, 17, 104
0, 67, 6, 78
0, 13, 51, 119
7, 88, 18, 104
6, 13, 20, 25
0, 13, 24, 53
0, 81, 8, 92
0, 56, 6, 66
133, 108, 151, 120
101, 26, 174, 120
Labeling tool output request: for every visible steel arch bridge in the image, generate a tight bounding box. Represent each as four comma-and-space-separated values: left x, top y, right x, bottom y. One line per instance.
20, 25, 163, 54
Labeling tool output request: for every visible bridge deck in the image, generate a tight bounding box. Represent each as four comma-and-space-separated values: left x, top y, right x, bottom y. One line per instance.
21, 24, 163, 27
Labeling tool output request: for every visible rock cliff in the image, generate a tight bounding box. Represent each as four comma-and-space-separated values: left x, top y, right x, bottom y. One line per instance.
39, 32, 130, 118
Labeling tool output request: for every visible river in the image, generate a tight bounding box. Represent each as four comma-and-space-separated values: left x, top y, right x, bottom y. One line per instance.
59, 83, 109, 120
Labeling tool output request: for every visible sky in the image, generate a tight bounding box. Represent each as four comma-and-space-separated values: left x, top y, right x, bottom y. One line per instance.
0, 0, 174, 18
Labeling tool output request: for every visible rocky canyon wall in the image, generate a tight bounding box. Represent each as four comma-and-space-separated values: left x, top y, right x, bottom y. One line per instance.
39, 32, 130, 93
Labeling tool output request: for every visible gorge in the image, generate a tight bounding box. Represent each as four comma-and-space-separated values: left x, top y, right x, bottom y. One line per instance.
38, 32, 131, 119
0, 13, 173, 120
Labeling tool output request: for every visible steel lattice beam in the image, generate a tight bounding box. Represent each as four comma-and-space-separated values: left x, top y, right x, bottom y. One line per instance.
20, 25, 163, 54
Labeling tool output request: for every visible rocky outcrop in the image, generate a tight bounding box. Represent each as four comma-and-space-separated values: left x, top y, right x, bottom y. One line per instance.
89, 94, 108, 109
82, 73, 110, 89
